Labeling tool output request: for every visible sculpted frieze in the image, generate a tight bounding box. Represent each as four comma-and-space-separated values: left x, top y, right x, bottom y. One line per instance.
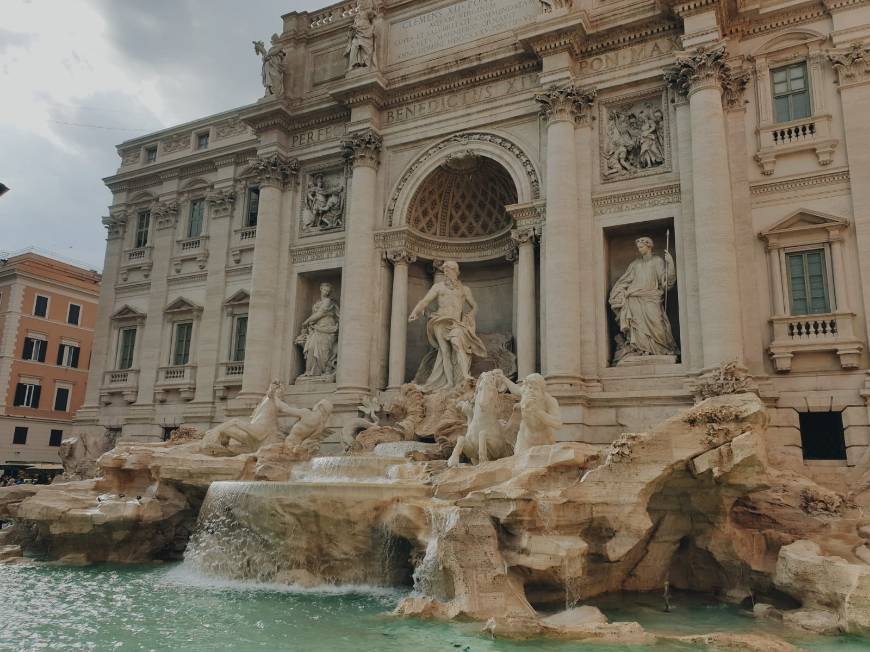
161, 132, 190, 155
301, 168, 347, 235
600, 91, 670, 182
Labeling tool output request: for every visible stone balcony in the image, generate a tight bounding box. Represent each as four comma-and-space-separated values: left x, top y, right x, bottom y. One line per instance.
754, 114, 838, 175
177, 235, 207, 253
154, 365, 197, 402
100, 369, 139, 405
215, 361, 244, 399
769, 311, 863, 372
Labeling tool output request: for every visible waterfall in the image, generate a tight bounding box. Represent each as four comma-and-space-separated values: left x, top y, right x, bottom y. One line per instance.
411, 505, 460, 600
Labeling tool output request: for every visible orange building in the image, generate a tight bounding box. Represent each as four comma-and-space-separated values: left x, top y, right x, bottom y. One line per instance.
0, 251, 101, 475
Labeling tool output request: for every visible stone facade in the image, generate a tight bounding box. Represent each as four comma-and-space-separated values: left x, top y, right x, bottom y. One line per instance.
80, 0, 870, 489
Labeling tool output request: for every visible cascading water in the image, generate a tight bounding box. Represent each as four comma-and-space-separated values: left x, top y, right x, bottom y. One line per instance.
411, 505, 460, 600
183, 457, 431, 589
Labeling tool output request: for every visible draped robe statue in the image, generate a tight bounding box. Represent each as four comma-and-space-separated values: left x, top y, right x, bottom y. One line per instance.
608, 237, 677, 362
345, 10, 377, 70
295, 283, 339, 380
409, 261, 486, 391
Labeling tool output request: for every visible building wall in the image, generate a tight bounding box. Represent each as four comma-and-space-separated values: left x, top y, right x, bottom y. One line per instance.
80, 0, 870, 491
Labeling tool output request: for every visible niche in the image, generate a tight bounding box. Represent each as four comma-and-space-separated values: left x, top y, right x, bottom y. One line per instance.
604, 218, 681, 366
291, 270, 342, 383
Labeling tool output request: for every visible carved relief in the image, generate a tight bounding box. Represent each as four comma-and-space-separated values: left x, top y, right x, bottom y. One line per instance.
213, 117, 251, 141
600, 91, 670, 182
828, 42, 870, 85
207, 189, 236, 218
539, 0, 572, 13
301, 168, 347, 235
152, 201, 179, 230
120, 149, 141, 166
161, 133, 190, 154
247, 153, 300, 188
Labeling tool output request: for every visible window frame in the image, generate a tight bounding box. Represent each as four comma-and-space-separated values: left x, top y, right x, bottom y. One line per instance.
117, 327, 138, 370
22, 335, 47, 363
53, 384, 72, 412
14, 382, 41, 408
785, 246, 832, 316
134, 210, 151, 249
145, 145, 158, 163
33, 294, 49, 318
196, 131, 209, 150
67, 303, 81, 326
49, 429, 64, 447
188, 198, 205, 238
57, 342, 81, 368
770, 61, 812, 124
12, 426, 28, 445
171, 321, 194, 366
245, 186, 260, 227
231, 314, 248, 362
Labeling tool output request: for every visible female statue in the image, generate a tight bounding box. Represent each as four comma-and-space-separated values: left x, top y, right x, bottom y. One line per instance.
296, 282, 339, 380
253, 34, 285, 97
345, 9, 377, 70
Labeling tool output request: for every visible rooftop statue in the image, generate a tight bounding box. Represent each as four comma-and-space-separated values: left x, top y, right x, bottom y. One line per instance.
409, 261, 486, 391
345, 8, 378, 71
253, 34, 285, 97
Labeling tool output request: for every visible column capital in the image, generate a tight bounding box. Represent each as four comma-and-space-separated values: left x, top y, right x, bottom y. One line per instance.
534, 84, 596, 125
152, 200, 179, 230
721, 67, 751, 111
385, 249, 416, 266
206, 189, 237, 218
102, 215, 125, 240
665, 43, 729, 97
342, 128, 383, 168
511, 226, 539, 246
828, 42, 870, 87
250, 153, 300, 189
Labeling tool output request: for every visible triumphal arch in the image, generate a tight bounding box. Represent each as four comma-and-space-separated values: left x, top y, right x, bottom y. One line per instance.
79, 0, 870, 490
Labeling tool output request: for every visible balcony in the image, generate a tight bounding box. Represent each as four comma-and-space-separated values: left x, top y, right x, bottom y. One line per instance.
215, 361, 244, 399
155, 365, 196, 402
235, 226, 257, 242
177, 235, 206, 252
754, 114, 838, 175
100, 369, 139, 404
769, 311, 863, 372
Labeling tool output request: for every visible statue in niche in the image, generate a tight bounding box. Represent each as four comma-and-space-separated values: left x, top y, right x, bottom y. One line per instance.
608, 236, 677, 364
295, 282, 339, 381
345, 7, 378, 71
253, 34, 286, 97
302, 173, 345, 232
409, 261, 486, 391
603, 100, 666, 179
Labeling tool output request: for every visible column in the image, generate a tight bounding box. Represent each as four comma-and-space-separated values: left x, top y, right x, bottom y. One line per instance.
336, 129, 383, 394
240, 153, 298, 398
78, 215, 126, 413
830, 237, 851, 312
535, 85, 594, 387
670, 45, 744, 368
768, 248, 786, 316
511, 229, 537, 379
386, 250, 415, 389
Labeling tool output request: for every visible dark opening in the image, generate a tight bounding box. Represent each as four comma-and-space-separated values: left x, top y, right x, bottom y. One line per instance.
799, 411, 847, 460
162, 426, 175, 442
12, 427, 28, 445
49, 429, 63, 447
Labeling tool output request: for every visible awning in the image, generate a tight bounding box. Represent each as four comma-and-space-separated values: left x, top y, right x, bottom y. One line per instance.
2, 462, 63, 469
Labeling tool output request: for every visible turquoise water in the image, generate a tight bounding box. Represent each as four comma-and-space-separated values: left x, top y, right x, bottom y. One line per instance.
1, 563, 867, 651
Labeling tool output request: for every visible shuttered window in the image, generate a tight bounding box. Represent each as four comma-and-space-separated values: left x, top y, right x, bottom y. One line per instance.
188, 199, 204, 238
53, 386, 71, 412
246, 187, 260, 227
57, 343, 80, 368
49, 429, 64, 447
13, 427, 28, 445
22, 337, 46, 362
772, 62, 811, 124
172, 322, 193, 366
118, 328, 137, 370
231, 315, 247, 362
787, 249, 831, 316
135, 211, 150, 248
13, 383, 40, 408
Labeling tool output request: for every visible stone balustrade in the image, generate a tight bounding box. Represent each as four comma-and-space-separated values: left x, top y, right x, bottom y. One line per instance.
769, 311, 862, 372
755, 114, 837, 175
309, 1, 359, 29
100, 369, 139, 405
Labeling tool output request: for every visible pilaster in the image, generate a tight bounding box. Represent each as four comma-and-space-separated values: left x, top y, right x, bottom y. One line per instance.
386, 249, 415, 389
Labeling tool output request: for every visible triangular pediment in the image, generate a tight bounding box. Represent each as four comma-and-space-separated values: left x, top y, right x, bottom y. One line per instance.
224, 289, 250, 307
164, 296, 202, 314
761, 209, 849, 238
111, 305, 146, 321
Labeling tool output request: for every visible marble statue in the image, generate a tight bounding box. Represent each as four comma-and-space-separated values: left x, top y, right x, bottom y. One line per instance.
539, 0, 572, 12
302, 174, 344, 232
448, 370, 518, 466
253, 34, 285, 97
283, 399, 334, 452
345, 9, 377, 70
498, 371, 562, 454
608, 236, 677, 363
295, 282, 339, 381
603, 101, 666, 179
201, 380, 294, 453
409, 261, 486, 391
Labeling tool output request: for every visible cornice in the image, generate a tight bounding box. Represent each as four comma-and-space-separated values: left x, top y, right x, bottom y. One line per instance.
289, 239, 345, 263
593, 183, 682, 215
579, 19, 680, 57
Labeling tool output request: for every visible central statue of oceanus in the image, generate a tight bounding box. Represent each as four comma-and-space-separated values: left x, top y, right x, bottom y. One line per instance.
409, 261, 486, 391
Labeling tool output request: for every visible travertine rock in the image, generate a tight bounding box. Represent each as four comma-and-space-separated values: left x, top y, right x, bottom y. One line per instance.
59, 429, 115, 480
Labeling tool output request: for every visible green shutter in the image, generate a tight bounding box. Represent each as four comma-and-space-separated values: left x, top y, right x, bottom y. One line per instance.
787, 250, 830, 316
173, 323, 192, 366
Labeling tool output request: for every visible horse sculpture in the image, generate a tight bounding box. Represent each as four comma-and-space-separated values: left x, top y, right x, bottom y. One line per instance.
447, 370, 518, 466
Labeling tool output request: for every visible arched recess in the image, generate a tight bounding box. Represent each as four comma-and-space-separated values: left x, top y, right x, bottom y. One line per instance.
385, 131, 541, 229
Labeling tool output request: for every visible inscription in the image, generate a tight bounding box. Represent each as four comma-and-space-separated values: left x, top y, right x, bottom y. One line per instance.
386, 73, 538, 125
389, 0, 538, 63
289, 124, 343, 150
312, 48, 347, 86
578, 37, 679, 75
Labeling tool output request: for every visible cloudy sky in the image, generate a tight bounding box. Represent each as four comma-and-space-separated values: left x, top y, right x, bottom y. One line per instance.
0, 0, 325, 270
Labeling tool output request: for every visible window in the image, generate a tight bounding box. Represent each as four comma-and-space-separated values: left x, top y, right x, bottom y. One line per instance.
134, 210, 150, 248
787, 249, 830, 316
231, 315, 247, 362
196, 132, 209, 150
12, 427, 28, 445
772, 62, 811, 123
67, 303, 81, 325
56, 343, 80, 368
188, 199, 204, 238
13, 383, 40, 408
22, 336, 47, 362
118, 327, 137, 370
799, 411, 847, 461
49, 429, 64, 447
53, 386, 71, 412
245, 187, 260, 227
145, 146, 157, 163
172, 322, 193, 366
33, 295, 48, 318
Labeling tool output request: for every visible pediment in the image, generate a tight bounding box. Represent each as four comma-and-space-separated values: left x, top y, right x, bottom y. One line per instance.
224, 289, 250, 307
754, 29, 825, 56
164, 296, 203, 314
111, 305, 146, 322
761, 209, 849, 237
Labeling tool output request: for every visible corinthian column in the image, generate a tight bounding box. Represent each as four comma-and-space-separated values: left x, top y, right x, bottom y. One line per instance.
511, 228, 537, 379
534, 85, 595, 388
668, 45, 744, 367
240, 153, 298, 398
386, 250, 415, 389
337, 129, 383, 394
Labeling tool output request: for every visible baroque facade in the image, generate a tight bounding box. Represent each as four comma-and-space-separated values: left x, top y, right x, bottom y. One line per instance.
80, 0, 870, 489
